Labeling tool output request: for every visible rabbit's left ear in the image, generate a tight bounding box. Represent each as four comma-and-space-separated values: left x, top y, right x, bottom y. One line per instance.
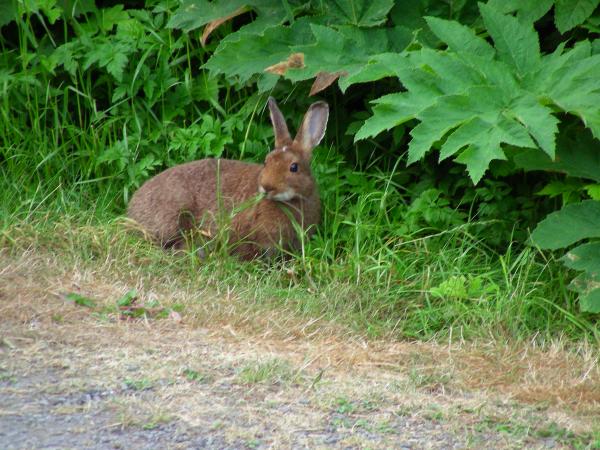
294, 101, 329, 157
268, 97, 292, 148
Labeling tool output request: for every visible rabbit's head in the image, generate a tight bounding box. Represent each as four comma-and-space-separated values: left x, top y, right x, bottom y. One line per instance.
258, 97, 329, 202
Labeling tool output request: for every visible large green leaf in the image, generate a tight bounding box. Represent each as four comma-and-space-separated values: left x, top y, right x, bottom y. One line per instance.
203, 18, 315, 84
356, 4, 600, 183
355, 33, 556, 182
485, 0, 599, 33
508, 95, 559, 156
389, 0, 480, 47
167, 0, 290, 33
542, 53, 600, 139
562, 242, 600, 274
338, 52, 404, 92
353, 92, 416, 141
0, 2, 16, 27
513, 129, 600, 182
532, 199, 600, 312
204, 16, 412, 92
569, 273, 600, 313
326, 0, 395, 27
555, 0, 600, 33
486, 0, 554, 23
531, 200, 600, 249
425, 16, 494, 59
479, 2, 541, 76
286, 24, 411, 83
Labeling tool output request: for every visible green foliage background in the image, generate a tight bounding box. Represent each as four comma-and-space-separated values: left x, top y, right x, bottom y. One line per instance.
1, 0, 599, 336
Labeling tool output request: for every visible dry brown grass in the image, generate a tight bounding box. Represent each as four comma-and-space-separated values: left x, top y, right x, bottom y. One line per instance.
1, 245, 599, 440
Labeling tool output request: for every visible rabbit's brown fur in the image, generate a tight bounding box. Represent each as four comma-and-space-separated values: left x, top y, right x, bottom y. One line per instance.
127, 98, 328, 260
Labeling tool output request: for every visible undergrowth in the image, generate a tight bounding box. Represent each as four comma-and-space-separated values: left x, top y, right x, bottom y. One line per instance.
2, 192, 596, 345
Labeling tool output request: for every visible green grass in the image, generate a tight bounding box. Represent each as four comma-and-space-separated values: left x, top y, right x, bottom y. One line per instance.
1, 179, 597, 346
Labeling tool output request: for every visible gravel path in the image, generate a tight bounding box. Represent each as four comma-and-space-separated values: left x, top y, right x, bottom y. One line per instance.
0, 325, 573, 449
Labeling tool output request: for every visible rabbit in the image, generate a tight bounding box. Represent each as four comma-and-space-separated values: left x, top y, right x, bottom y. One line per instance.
127, 97, 329, 260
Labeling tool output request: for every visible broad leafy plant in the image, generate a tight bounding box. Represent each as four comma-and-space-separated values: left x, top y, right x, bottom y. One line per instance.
166, 0, 600, 312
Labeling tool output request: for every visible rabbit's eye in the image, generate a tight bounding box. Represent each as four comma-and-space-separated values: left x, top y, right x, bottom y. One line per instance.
290, 162, 298, 173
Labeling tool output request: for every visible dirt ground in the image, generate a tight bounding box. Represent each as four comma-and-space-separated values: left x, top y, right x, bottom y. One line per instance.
1, 249, 599, 449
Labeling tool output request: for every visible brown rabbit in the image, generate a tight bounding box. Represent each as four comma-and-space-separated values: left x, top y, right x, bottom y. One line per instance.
127, 97, 329, 260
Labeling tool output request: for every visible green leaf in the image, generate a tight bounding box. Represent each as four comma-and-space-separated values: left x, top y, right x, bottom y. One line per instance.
408, 84, 537, 182
454, 143, 507, 184
585, 184, 600, 200
555, 0, 600, 33
191, 71, 220, 103
390, 0, 480, 47
425, 16, 494, 59
98, 5, 129, 32
580, 286, 600, 313
513, 129, 600, 182
356, 7, 600, 184
106, 52, 128, 82
486, 0, 554, 23
540, 50, 600, 139
53, 43, 78, 76
536, 180, 583, 198
531, 199, 600, 312
168, 0, 248, 31
17, 0, 64, 24
204, 18, 314, 84
65, 293, 96, 308
479, 2, 541, 76
287, 24, 411, 84
338, 52, 405, 91
206, 17, 411, 91
0, 2, 16, 27
56, 0, 95, 19
354, 92, 416, 141
167, 0, 289, 34
439, 115, 535, 183
562, 242, 600, 274
531, 200, 600, 249
326, 0, 395, 27
508, 95, 558, 158
117, 289, 138, 307
569, 273, 600, 312
532, 200, 600, 313
430, 275, 469, 299
408, 94, 480, 163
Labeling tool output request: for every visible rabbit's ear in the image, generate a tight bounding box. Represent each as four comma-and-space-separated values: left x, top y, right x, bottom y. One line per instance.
294, 101, 329, 157
268, 97, 292, 148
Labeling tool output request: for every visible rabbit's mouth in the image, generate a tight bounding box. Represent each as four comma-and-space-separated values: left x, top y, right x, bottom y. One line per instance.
271, 190, 295, 201
259, 185, 296, 202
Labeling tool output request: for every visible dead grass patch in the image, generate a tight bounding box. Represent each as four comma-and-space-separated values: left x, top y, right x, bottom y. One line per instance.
1, 247, 599, 438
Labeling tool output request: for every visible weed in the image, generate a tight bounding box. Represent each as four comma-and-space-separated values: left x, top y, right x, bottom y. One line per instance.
335, 397, 356, 414
181, 368, 210, 383
421, 405, 445, 421
0, 371, 16, 384
236, 358, 299, 386
65, 293, 96, 308
123, 378, 153, 391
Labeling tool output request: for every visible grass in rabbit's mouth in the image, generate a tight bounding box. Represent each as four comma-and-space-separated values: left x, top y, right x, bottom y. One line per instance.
1, 179, 596, 347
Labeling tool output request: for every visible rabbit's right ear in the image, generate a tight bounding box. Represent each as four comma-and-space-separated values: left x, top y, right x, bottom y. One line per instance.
268, 97, 292, 148
294, 101, 329, 157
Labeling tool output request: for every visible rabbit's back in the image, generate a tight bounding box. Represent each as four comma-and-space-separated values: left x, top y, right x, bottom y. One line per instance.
128, 159, 261, 245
